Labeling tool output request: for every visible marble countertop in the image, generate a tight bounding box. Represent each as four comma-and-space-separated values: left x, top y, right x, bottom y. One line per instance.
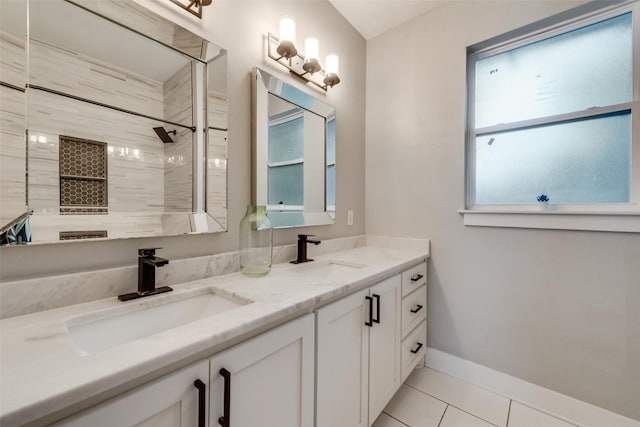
0, 245, 428, 427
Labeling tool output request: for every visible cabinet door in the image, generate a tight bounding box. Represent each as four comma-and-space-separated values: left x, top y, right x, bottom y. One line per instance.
368, 275, 402, 424
209, 313, 314, 427
316, 289, 370, 427
53, 361, 209, 427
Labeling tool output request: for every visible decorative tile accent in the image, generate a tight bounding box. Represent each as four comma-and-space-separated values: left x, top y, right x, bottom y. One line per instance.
59, 136, 107, 211
59, 230, 108, 240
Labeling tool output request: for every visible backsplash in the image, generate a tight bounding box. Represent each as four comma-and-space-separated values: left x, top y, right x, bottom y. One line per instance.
0, 235, 365, 318
0, 235, 429, 318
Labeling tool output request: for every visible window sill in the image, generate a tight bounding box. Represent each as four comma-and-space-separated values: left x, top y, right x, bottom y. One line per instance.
459, 210, 640, 233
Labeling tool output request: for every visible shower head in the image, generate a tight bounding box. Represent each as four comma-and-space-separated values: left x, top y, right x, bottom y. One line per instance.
153, 127, 177, 143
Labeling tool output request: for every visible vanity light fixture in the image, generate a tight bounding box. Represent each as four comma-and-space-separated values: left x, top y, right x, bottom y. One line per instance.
268, 16, 341, 91
169, 0, 212, 19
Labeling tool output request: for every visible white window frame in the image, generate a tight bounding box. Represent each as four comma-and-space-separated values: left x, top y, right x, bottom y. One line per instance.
462, 1, 640, 232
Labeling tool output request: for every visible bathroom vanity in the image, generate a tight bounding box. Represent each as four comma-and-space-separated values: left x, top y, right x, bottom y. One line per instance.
0, 242, 429, 427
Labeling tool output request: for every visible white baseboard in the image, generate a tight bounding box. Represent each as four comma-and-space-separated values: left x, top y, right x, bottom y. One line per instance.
425, 347, 640, 427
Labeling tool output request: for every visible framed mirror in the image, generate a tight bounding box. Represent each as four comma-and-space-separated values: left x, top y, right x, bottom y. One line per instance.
0, 0, 228, 244
252, 68, 335, 228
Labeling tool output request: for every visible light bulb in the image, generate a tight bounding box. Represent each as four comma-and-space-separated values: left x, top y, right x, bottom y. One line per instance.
277, 16, 297, 59
323, 54, 341, 88
304, 38, 319, 61
279, 16, 296, 44
303, 37, 321, 74
325, 54, 339, 75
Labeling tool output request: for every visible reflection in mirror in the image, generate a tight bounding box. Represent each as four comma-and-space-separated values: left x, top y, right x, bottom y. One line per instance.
0, 0, 228, 245
253, 68, 336, 228
0, 0, 28, 235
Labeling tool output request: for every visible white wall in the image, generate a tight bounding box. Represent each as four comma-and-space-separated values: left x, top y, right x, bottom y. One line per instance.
366, 1, 640, 420
0, 0, 365, 280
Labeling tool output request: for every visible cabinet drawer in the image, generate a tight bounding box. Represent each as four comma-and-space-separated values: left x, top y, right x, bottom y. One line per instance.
401, 263, 427, 297
401, 320, 426, 382
401, 285, 426, 338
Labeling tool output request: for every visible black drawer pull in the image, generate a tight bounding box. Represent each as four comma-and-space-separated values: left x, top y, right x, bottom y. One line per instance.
365, 296, 373, 327
410, 304, 424, 314
410, 342, 424, 354
372, 294, 381, 324
219, 368, 231, 427
410, 274, 424, 282
194, 379, 206, 427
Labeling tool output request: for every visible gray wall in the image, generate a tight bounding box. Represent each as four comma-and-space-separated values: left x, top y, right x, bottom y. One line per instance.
365, 0, 640, 420
0, 0, 366, 280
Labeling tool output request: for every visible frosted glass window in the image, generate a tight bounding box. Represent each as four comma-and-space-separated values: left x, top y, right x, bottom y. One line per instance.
327, 118, 336, 164
475, 113, 631, 204
475, 13, 631, 128
268, 164, 303, 206
326, 165, 335, 207
268, 117, 304, 163
467, 5, 637, 212
326, 118, 336, 208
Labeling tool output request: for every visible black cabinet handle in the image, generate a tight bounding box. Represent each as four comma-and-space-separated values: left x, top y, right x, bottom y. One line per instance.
218, 368, 231, 427
410, 304, 424, 314
372, 294, 381, 324
365, 296, 373, 327
410, 342, 424, 354
410, 274, 424, 282
193, 379, 206, 427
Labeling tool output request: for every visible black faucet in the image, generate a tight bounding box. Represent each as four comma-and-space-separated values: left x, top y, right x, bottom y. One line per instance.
118, 248, 172, 301
290, 234, 321, 264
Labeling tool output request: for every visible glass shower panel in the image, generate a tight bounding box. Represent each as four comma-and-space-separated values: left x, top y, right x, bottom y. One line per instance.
475, 113, 631, 204
475, 13, 632, 128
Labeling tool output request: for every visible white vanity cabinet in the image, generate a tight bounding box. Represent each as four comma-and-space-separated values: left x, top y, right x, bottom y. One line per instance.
208, 313, 315, 427
54, 313, 315, 427
53, 361, 210, 427
316, 274, 402, 427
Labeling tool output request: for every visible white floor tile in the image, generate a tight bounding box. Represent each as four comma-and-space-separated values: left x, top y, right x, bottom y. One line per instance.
508, 402, 576, 427
440, 406, 496, 427
372, 413, 408, 427
406, 368, 510, 427
383, 384, 447, 427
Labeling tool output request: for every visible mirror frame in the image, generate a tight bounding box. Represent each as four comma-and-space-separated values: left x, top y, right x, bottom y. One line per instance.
252, 67, 336, 229
0, 0, 228, 245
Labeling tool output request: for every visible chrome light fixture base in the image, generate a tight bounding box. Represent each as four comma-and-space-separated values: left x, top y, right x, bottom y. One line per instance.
276, 41, 298, 59
169, 0, 211, 19
302, 58, 321, 75
323, 73, 340, 88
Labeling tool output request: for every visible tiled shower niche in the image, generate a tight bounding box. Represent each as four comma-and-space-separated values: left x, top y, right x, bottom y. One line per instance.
59, 136, 108, 214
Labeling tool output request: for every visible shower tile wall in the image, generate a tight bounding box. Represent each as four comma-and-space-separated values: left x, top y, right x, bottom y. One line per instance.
207, 85, 228, 229
0, 87, 27, 226
27, 39, 167, 212
163, 63, 193, 212
0, 31, 27, 227
28, 40, 165, 116
23, 38, 174, 238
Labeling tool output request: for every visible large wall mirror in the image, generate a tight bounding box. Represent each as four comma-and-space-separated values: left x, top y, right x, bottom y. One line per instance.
252, 68, 335, 228
0, 0, 228, 245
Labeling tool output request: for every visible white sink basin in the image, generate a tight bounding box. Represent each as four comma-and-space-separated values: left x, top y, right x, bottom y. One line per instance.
287, 259, 366, 281
66, 288, 251, 354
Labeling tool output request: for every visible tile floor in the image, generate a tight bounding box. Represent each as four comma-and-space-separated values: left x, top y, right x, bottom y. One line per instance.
373, 367, 580, 427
